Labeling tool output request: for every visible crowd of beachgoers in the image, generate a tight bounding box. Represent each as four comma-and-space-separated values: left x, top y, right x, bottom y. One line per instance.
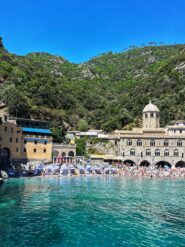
1, 162, 185, 180
39, 163, 185, 179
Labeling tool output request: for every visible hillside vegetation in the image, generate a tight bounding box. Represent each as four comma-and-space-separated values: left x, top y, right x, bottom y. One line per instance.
1, 37, 185, 140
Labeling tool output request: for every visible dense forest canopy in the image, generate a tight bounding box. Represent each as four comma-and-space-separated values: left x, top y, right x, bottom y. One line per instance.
1, 37, 185, 140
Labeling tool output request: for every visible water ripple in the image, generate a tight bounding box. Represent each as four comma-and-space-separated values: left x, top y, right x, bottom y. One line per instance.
0, 177, 185, 247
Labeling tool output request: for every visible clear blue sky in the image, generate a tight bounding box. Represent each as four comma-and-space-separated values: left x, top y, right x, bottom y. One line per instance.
1, 0, 185, 63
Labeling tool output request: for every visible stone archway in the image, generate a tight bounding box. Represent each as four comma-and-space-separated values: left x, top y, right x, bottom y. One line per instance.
52, 150, 59, 159
175, 161, 185, 168
0, 147, 11, 171
140, 160, 151, 167
123, 160, 136, 166
61, 152, 66, 157
68, 151, 74, 157
155, 161, 172, 169
2, 148, 11, 159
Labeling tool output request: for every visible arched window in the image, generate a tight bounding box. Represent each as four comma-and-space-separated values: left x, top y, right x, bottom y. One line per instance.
130, 149, 135, 156
61, 152, 66, 157
146, 149, 151, 156
173, 149, 179, 157
137, 140, 142, 146
145, 113, 148, 118
150, 140, 155, 146
155, 149, 160, 156
52, 150, 59, 158
164, 140, 169, 147
68, 151, 74, 157
164, 149, 169, 157
177, 140, 182, 147
127, 139, 132, 146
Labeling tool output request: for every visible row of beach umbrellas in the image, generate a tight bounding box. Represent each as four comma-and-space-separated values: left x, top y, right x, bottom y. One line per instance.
42, 163, 119, 175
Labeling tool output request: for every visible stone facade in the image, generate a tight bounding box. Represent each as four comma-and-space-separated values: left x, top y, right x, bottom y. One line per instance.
52, 143, 76, 164
52, 143, 76, 158
89, 101, 185, 168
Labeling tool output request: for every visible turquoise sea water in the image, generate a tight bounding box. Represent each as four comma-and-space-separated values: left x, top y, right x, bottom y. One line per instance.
0, 177, 185, 247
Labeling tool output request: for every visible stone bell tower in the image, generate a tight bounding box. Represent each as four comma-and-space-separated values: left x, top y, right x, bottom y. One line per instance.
142, 100, 160, 129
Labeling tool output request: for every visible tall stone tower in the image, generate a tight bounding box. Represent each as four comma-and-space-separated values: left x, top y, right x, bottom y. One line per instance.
142, 100, 160, 129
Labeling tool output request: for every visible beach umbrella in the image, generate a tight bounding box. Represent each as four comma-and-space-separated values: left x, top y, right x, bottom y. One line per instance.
93, 166, 102, 173
111, 167, 118, 174
60, 164, 68, 170
68, 164, 75, 170
77, 164, 85, 170
86, 164, 92, 173
60, 164, 68, 175
164, 165, 170, 169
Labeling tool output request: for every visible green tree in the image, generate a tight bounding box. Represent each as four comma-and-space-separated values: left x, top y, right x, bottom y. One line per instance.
1, 84, 30, 118
75, 137, 87, 156
52, 128, 65, 143
77, 119, 89, 131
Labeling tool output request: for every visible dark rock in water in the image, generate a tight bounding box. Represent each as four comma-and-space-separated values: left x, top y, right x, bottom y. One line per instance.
0, 170, 9, 179
0, 178, 4, 185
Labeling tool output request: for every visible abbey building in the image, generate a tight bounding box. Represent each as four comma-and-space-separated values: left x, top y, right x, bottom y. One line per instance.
89, 101, 185, 168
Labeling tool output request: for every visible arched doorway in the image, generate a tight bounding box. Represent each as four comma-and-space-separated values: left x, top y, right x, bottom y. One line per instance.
52, 150, 59, 159
2, 148, 11, 159
0, 147, 11, 171
61, 152, 66, 157
140, 160, 151, 167
155, 161, 172, 169
123, 160, 135, 166
175, 161, 185, 168
68, 151, 74, 157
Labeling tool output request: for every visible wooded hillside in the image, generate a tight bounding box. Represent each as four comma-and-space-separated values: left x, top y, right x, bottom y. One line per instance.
1, 37, 185, 140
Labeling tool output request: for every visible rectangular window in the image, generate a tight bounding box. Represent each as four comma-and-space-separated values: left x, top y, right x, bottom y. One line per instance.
44, 149, 46, 153
10, 128, 13, 133
24, 140, 27, 144
4, 126, 7, 132
35, 140, 37, 145
34, 149, 37, 153
44, 141, 47, 145
16, 138, 18, 143
24, 148, 26, 152
10, 137, 12, 142
16, 147, 18, 152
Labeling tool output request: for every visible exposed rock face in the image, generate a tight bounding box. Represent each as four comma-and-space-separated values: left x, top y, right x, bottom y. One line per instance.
175, 62, 185, 71
0, 37, 4, 48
